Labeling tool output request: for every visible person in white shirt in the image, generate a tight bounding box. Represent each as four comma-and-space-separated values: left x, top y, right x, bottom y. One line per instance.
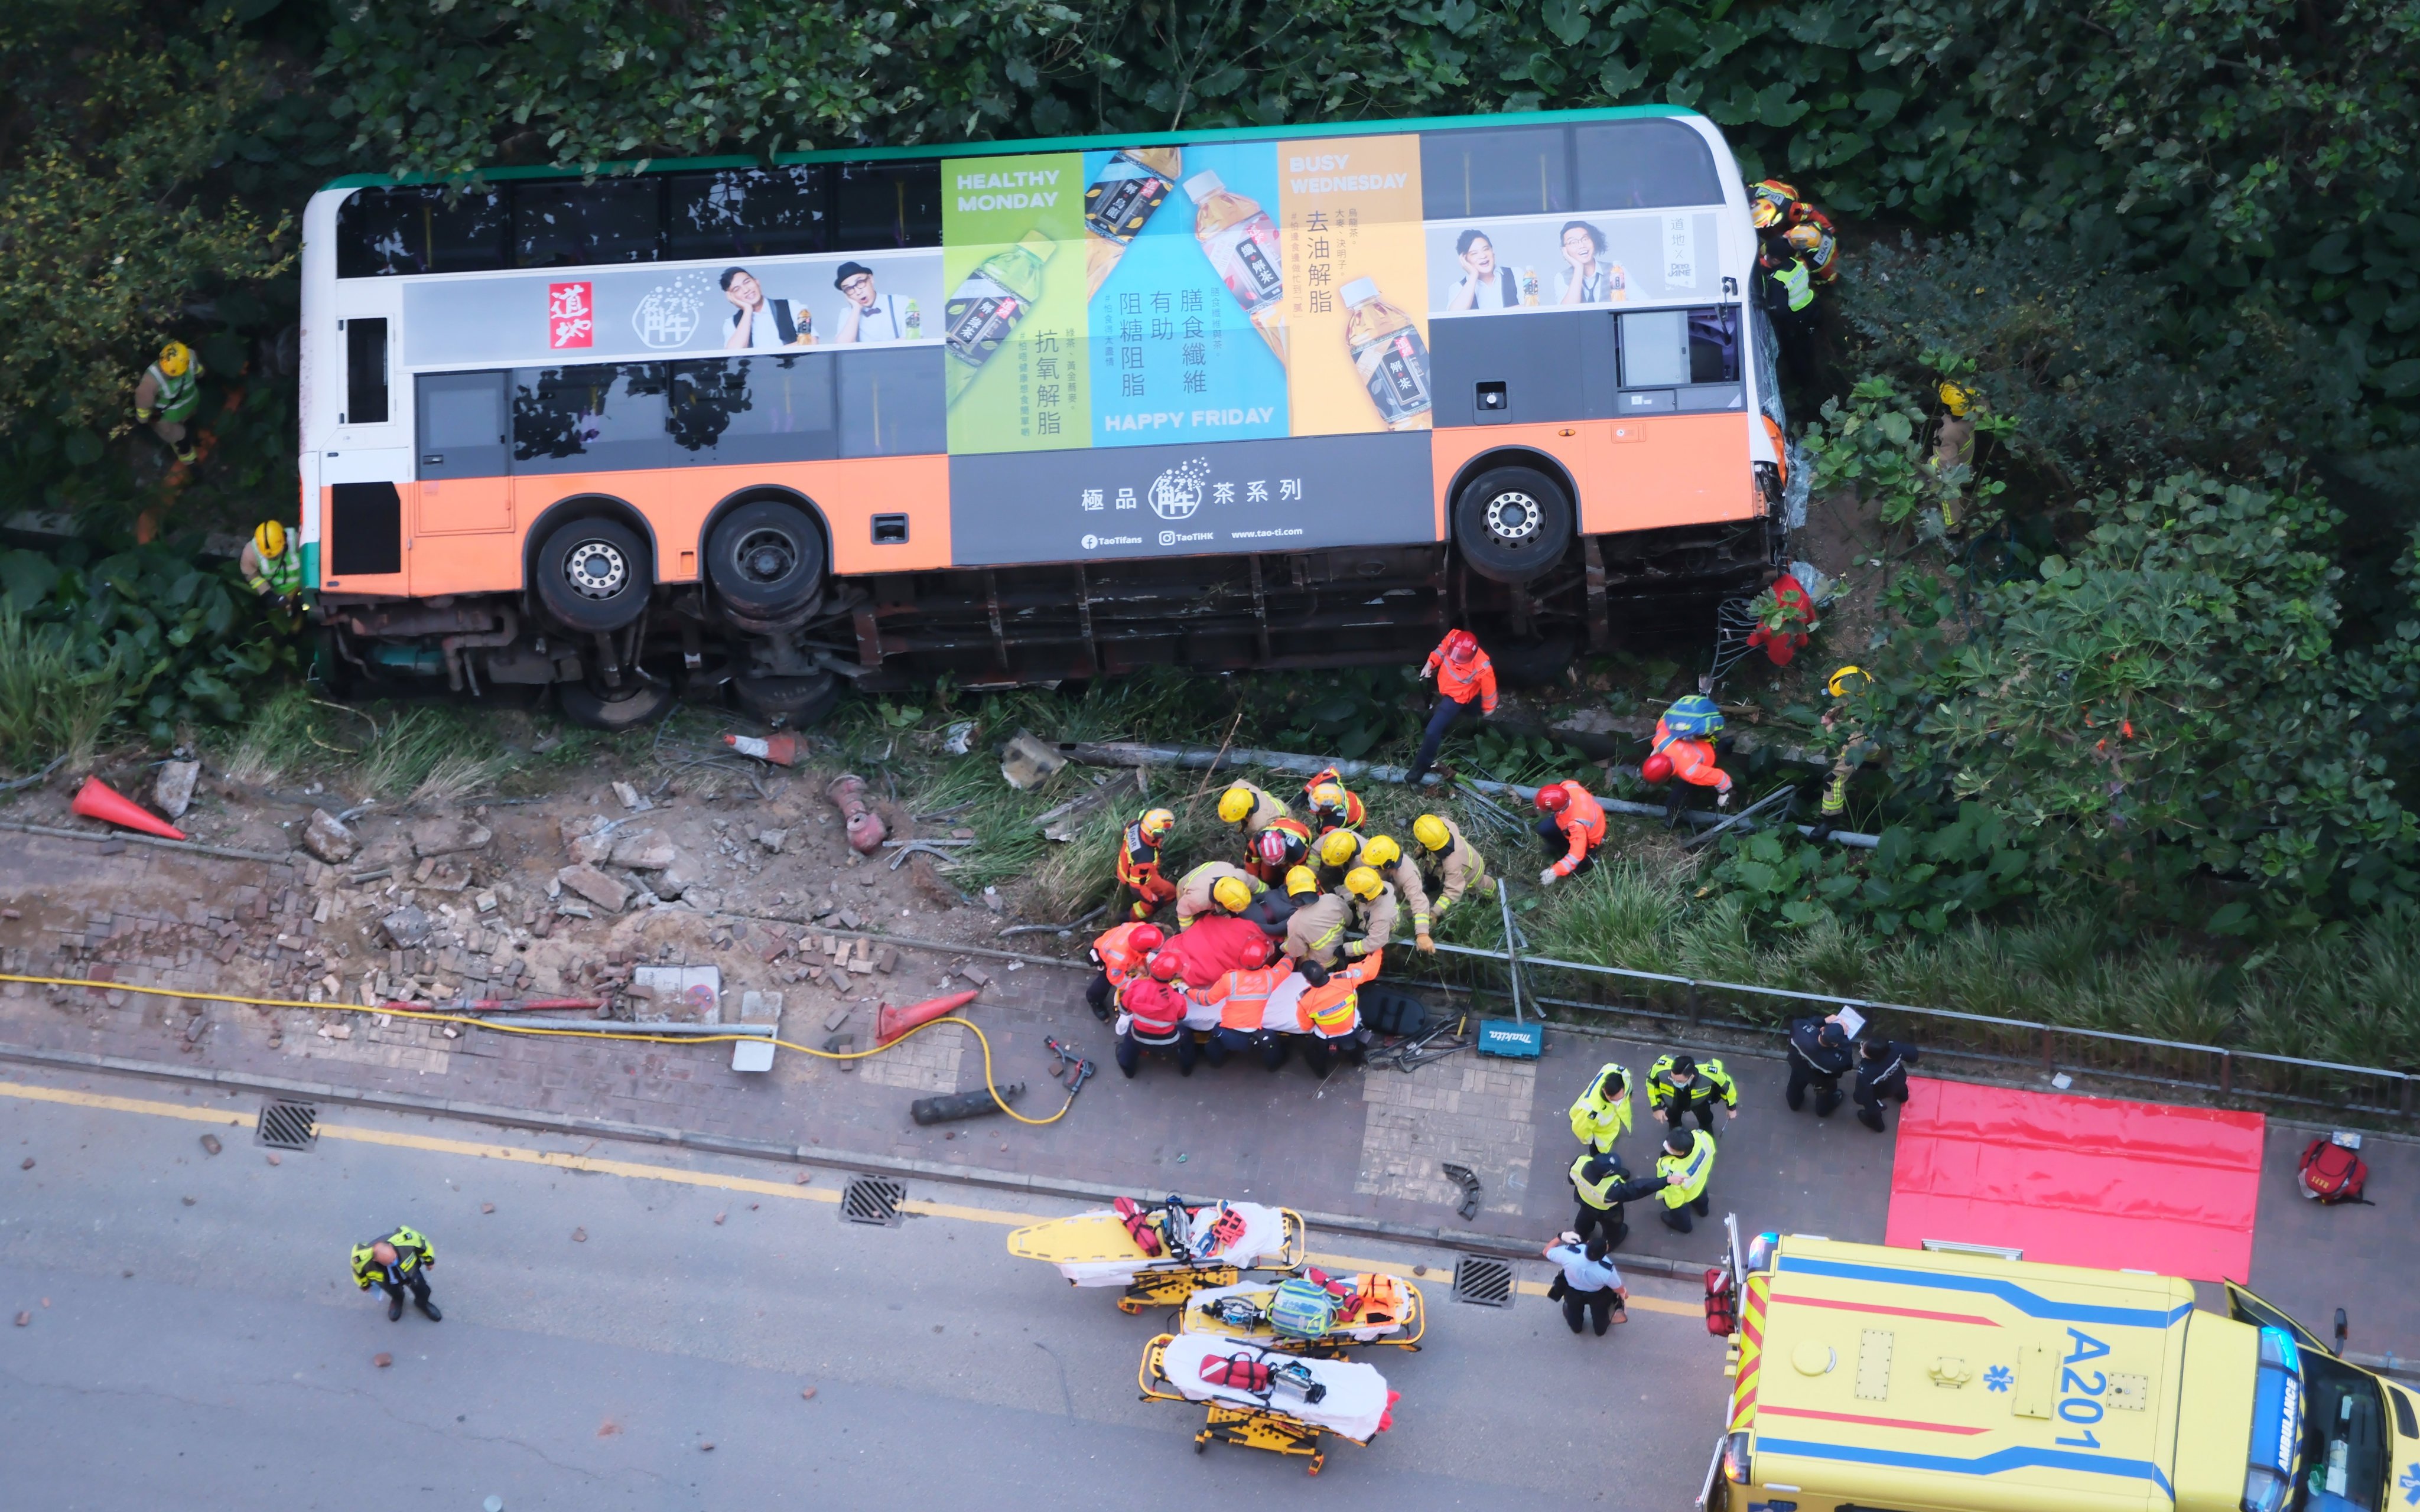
721, 267, 812, 350
832, 260, 917, 344
1556, 220, 1623, 305
1541, 1231, 1629, 1337
1445, 229, 1520, 310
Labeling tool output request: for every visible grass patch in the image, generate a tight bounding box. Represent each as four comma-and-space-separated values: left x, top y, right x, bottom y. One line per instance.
0, 605, 126, 773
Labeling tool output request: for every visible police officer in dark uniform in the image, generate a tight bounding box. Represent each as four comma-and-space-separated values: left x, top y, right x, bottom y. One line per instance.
1853, 1035, 1921, 1132
1567, 1151, 1673, 1252
1785, 1014, 1855, 1116
350, 1226, 440, 1322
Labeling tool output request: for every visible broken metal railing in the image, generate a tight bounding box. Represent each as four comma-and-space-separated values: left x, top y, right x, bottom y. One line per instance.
1424, 941, 2419, 1125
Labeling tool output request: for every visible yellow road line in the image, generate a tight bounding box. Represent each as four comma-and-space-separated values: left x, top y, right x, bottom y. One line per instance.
0, 1077, 1698, 1312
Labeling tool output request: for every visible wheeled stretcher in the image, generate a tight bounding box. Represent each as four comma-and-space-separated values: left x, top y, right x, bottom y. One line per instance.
1139, 1333, 1398, 1475
1180, 1272, 1425, 1354
1006, 1199, 1305, 1314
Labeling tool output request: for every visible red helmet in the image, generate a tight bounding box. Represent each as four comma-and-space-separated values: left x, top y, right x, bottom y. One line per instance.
1129, 924, 1165, 951
1149, 953, 1182, 982
1254, 829, 1294, 866
1444, 629, 1479, 663
1240, 936, 1271, 968
1533, 783, 1569, 813
1640, 752, 1674, 784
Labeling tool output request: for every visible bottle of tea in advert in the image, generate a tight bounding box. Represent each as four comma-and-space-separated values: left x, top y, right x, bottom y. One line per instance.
1183, 170, 1283, 314
1340, 277, 1432, 429
1519, 266, 1542, 306
943, 230, 1056, 373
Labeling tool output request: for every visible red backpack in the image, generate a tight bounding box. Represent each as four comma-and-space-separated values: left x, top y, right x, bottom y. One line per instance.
2298, 1138, 2372, 1205
1201, 1354, 1273, 1393
1703, 1266, 1739, 1336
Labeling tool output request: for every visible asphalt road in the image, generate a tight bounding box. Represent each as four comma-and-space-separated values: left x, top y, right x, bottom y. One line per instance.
1, 1068, 1729, 1509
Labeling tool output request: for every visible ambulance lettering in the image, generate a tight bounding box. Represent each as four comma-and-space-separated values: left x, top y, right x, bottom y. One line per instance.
2054, 1326, 2112, 1448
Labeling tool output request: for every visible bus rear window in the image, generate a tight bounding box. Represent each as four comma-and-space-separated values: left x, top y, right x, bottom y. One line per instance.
835, 161, 944, 249
515, 178, 665, 267
337, 186, 509, 277
665, 167, 829, 260
1572, 119, 1724, 210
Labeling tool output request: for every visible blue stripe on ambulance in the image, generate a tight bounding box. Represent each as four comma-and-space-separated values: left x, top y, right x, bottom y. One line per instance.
1776, 1257, 2194, 1330
1754, 1437, 2175, 1497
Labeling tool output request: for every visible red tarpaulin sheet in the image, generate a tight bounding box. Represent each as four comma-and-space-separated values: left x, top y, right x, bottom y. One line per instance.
1885, 1078, 2265, 1282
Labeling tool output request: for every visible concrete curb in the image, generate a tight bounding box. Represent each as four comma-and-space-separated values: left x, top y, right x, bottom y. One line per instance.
0, 1039, 1706, 1285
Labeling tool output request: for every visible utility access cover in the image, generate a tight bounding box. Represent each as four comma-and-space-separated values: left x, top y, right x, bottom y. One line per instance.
1452, 1255, 1515, 1308
256, 1099, 318, 1151
840, 1177, 906, 1227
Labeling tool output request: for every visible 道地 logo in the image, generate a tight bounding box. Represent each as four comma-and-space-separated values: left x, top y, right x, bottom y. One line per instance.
1147, 458, 1212, 521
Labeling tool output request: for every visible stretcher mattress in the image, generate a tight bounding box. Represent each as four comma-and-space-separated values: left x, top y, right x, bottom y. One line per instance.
1160, 1334, 1391, 1443
1183, 1275, 1413, 1344
1017, 1201, 1290, 1287
1884, 1077, 2263, 1282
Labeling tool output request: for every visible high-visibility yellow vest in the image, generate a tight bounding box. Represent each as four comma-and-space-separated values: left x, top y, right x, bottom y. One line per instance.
1569, 1151, 1625, 1211
1655, 1129, 1717, 1208
1568, 1062, 1633, 1153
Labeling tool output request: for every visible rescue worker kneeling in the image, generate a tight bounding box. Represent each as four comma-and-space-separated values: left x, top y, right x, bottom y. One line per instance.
1266, 954, 1380, 1076
1086, 921, 1163, 1022
1116, 958, 1197, 1078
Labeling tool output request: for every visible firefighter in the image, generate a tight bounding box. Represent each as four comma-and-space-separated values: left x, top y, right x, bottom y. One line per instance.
1932, 381, 1979, 474
1279, 869, 1352, 967
1653, 1126, 1718, 1233
1193, 949, 1287, 1068
350, 1226, 441, 1321
1643, 694, 1732, 819
1084, 920, 1163, 1022
1245, 817, 1313, 885
1175, 860, 1263, 929
1813, 665, 1876, 842
1358, 835, 1437, 953
1748, 178, 1806, 232
1647, 1052, 1740, 1135
1786, 1013, 1856, 1117
1340, 865, 1398, 959
1409, 629, 1499, 786
1783, 212, 1840, 285
1215, 780, 1292, 837
1303, 768, 1367, 833
240, 520, 304, 607
1409, 813, 1492, 934
1115, 969, 1197, 1077
1568, 1063, 1634, 1156
1312, 827, 1366, 891
1115, 807, 1178, 921
133, 340, 206, 463
1533, 779, 1607, 885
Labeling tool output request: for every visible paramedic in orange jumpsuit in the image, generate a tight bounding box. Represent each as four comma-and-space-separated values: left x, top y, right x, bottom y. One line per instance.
1409, 628, 1499, 786
1533, 780, 1608, 884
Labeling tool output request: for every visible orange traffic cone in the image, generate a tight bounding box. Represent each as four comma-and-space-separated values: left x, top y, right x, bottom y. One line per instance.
876, 989, 980, 1047
71, 775, 187, 842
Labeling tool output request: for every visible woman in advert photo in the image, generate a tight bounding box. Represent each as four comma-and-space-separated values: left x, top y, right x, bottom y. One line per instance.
1446, 228, 1520, 309
1557, 220, 1623, 305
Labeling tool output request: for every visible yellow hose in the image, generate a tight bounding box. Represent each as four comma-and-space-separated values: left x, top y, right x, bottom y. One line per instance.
0, 972, 1079, 1127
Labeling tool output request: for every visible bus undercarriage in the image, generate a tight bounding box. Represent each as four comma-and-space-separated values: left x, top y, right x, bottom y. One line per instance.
317, 518, 1777, 728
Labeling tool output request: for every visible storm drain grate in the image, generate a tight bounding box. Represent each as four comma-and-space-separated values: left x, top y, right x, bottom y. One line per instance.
255, 1099, 318, 1151
1452, 1255, 1515, 1308
840, 1176, 907, 1227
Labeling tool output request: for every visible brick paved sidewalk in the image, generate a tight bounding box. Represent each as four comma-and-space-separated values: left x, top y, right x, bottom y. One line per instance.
4, 829, 2412, 1361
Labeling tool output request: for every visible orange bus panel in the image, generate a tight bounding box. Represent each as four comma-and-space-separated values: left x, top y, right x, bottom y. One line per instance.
1430, 414, 1762, 539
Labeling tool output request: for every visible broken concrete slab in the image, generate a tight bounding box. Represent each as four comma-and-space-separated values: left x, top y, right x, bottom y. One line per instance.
556, 865, 630, 914
610, 835, 678, 871
1000, 729, 1068, 790
301, 809, 357, 863
411, 817, 493, 858
756, 829, 789, 855
655, 858, 701, 899
379, 906, 434, 949
154, 760, 201, 820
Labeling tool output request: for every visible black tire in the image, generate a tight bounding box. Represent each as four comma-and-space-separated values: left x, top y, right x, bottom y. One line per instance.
558, 678, 675, 731
1453, 465, 1575, 584
731, 670, 842, 729
706, 500, 825, 623
534, 515, 652, 633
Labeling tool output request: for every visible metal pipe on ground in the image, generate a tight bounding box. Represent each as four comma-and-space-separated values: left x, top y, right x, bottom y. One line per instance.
1049, 739, 1879, 848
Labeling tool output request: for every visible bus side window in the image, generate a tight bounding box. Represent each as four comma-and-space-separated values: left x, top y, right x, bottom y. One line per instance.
671, 357, 838, 463
837, 348, 945, 457
1619, 309, 1692, 389
1419, 126, 1570, 220
511, 363, 671, 473
665, 167, 829, 261
1687, 307, 1741, 384
344, 318, 390, 425
337, 186, 509, 278
1570, 120, 1725, 211
515, 179, 665, 267
835, 161, 944, 250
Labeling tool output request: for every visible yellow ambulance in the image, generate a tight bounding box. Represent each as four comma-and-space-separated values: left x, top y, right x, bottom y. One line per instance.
1708, 1233, 2420, 1512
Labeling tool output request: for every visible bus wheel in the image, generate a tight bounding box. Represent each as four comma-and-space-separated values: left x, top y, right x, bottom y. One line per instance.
1453, 465, 1573, 584
732, 671, 841, 729
707, 500, 825, 630
535, 516, 652, 633
558, 678, 674, 732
